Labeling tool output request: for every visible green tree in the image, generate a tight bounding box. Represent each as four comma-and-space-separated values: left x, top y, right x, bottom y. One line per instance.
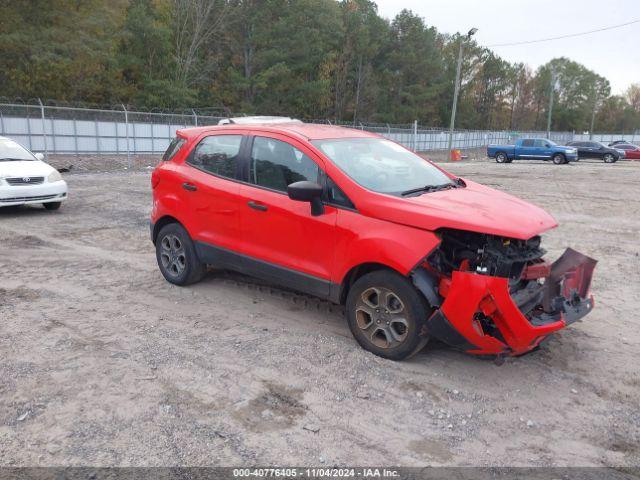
375, 9, 446, 124
117, 0, 193, 107
532, 58, 610, 132
0, 0, 126, 103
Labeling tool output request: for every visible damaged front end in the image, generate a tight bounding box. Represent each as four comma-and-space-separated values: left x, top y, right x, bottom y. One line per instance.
412, 229, 597, 357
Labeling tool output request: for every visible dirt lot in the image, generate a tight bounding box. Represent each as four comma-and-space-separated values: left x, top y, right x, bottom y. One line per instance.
0, 158, 638, 467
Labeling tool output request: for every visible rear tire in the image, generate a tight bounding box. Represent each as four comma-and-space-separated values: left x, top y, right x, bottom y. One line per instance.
156, 223, 206, 286
346, 270, 431, 361
43, 202, 61, 210
552, 153, 566, 165
603, 153, 615, 163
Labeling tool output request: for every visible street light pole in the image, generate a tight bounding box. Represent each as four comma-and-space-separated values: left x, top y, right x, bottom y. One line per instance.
546, 67, 556, 139
448, 28, 477, 155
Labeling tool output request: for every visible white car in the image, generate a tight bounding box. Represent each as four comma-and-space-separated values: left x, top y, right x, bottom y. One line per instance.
0, 137, 68, 210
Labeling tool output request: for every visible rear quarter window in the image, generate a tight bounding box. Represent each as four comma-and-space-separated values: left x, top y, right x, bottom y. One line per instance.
162, 137, 186, 161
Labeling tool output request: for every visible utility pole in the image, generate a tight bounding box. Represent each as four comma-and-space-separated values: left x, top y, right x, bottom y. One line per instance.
546, 67, 556, 139
448, 27, 477, 155
589, 91, 598, 140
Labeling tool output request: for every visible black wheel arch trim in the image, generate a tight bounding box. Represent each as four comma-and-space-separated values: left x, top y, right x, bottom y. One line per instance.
410, 267, 441, 307
151, 215, 185, 245
422, 310, 479, 351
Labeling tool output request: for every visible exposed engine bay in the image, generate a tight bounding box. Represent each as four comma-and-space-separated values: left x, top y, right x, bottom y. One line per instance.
413, 228, 597, 357
427, 229, 545, 280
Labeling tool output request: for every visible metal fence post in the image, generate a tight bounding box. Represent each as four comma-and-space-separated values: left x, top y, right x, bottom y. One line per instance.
37, 98, 49, 160
413, 120, 418, 152
25, 105, 33, 150
192, 109, 198, 127
95, 118, 100, 154
72, 116, 78, 157
121, 104, 131, 169
50, 116, 56, 153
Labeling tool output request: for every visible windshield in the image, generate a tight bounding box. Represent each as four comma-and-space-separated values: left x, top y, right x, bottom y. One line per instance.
312, 138, 453, 195
0, 138, 35, 161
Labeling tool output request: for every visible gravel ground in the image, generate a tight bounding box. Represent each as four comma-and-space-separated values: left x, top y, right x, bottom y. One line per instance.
0, 158, 638, 467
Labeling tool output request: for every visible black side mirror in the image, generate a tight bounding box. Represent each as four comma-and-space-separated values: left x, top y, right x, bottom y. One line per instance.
287, 181, 324, 216
545, 143, 551, 148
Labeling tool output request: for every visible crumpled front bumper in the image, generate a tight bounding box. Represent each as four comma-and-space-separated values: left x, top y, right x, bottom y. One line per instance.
423, 248, 597, 356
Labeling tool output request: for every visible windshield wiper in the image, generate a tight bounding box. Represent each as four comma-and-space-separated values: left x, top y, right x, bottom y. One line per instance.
401, 183, 457, 196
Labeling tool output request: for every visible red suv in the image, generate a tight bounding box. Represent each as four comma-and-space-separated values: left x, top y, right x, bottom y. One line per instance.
151, 122, 596, 360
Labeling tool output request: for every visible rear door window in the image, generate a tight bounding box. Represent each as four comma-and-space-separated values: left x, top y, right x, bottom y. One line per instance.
521, 139, 534, 147
187, 135, 243, 179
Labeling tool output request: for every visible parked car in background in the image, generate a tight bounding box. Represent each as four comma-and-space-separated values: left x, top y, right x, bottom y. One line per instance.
487, 138, 578, 164
612, 143, 640, 159
608, 140, 636, 147
565, 141, 622, 163
0, 137, 67, 210
151, 121, 596, 361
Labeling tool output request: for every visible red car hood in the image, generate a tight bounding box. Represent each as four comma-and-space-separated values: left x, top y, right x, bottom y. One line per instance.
359, 179, 558, 240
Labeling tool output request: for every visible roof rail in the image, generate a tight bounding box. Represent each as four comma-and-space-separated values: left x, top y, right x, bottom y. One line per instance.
218, 116, 302, 125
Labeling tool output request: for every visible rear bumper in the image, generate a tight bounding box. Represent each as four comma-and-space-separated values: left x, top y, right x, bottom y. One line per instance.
0, 181, 68, 206
423, 248, 596, 356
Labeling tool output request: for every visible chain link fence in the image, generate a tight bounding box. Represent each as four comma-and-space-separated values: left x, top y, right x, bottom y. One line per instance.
1, 100, 638, 166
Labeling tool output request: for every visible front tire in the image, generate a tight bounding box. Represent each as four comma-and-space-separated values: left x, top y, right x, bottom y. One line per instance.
346, 270, 431, 361
156, 223, 206, 286
552, 153, 566, 165
495, 152, 508, 164
43, 202, 61, 210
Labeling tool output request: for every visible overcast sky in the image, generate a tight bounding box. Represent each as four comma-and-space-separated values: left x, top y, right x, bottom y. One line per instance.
374, 0, 639, 95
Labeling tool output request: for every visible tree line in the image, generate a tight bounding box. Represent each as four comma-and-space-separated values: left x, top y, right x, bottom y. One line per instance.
1, 0, 639, 133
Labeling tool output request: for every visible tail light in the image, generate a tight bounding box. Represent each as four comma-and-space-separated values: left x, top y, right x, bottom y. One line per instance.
151, 169, 160, 189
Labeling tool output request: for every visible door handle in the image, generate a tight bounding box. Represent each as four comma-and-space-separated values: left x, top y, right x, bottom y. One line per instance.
182, 182, 197, 191
247, 201, 268, 212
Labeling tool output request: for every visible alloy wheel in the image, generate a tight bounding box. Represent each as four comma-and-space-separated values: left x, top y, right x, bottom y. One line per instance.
355, 286, 409, 349
160, 234, 187, 278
